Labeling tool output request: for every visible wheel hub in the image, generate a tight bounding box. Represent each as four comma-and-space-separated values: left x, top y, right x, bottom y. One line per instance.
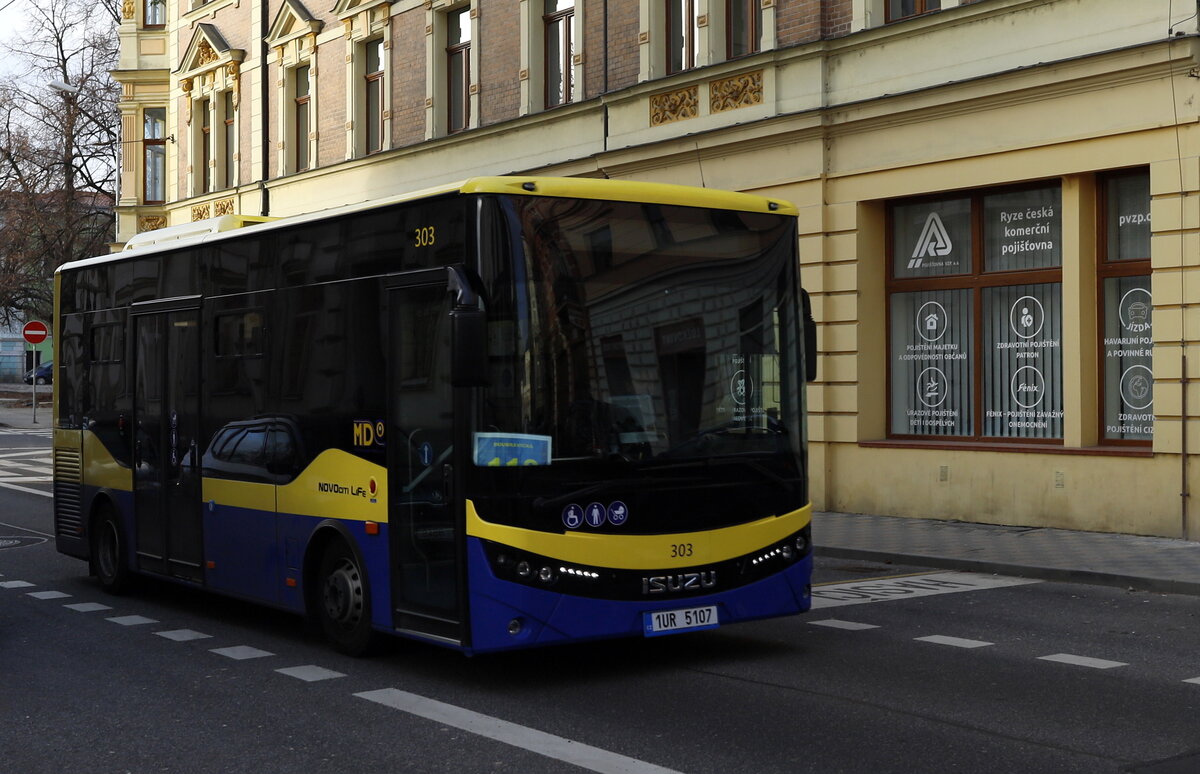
323, 559, 363, 625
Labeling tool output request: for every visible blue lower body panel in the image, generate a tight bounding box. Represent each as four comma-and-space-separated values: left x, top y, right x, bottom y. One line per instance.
465, 537, 812, 654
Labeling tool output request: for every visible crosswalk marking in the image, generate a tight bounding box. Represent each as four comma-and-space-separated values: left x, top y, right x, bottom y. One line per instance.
916, 635, 994, 649
808, 619, 880, 631
0, 449, 51, 487
1038, 653, 1127, 670
811, 571, 1041, 609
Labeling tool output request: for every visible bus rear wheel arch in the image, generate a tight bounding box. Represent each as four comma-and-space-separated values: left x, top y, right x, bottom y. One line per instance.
308, 534, 377, 656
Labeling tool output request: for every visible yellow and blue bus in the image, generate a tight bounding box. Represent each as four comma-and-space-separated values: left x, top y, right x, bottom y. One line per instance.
52, 177, 815, 654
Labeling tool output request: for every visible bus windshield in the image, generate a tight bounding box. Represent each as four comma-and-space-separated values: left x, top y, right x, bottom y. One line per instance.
476, 194, 804, 530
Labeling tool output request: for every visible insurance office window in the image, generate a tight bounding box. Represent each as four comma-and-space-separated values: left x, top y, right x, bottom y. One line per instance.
889, 182, 1063, 441
447, 8, 471, 134
887, 0, 940, 22
364, 38, 385, 154
727, 0, 761, 59
666, 0, 698, 74
1099, 169, 1152, 443
143, 108, 166, 204
544, 0, 574, 107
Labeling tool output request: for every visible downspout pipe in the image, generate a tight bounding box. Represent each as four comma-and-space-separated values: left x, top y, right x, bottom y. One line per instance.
259, 0, 271, 217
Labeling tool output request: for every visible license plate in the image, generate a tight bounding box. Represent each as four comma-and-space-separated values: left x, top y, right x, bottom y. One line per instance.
643, 605, 719, 637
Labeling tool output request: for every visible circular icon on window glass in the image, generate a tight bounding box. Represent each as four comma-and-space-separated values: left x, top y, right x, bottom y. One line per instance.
1120, 365, 1154, 411
916, 301, 949, 343
1009, 296, 1045, 340
1010, 365, 1046, 409
730, 370, 754, 407
1119, 288, 1152, 334
916, 367, 949, 408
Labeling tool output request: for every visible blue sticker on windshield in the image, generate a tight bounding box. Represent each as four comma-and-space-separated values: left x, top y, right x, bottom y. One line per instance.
563, 504, 584, 529
607, 501, 629, 526
473, 433, 552, 467
585, 502, 607, 528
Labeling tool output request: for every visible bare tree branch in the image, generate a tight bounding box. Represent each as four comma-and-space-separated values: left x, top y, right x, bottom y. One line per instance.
0, 0, 117, 327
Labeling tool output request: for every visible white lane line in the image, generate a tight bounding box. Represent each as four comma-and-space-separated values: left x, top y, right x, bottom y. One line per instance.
807, 619, 880, 631
915, 635, 994, 649
1038, 653, 1127, 670
107, 615, 159, 626
356, 688, 682, 774
65, 602, 113, 612
27, 590, 70, 600
211, 646, 274, 660
276, 665, 347, 682
811, 571, 1040, 609
0, 580, 35, 589
1183, 677, 1200, 686
0, 520, 52, 536
156, 629, 213, 642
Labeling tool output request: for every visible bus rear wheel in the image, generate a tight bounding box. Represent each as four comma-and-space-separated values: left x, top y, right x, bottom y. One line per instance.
316, 540, 376, 656
91, 504, 131, 595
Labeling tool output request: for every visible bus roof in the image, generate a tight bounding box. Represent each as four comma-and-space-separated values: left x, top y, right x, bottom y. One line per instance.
58, 176, 798, 273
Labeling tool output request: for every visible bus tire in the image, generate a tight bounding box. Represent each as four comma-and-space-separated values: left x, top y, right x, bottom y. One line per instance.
316, 540, 376, 656
91, 503, 132, 595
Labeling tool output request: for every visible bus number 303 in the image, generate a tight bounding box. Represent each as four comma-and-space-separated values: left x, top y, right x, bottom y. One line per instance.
670, 543, 693, 558
414, 226, 436, 247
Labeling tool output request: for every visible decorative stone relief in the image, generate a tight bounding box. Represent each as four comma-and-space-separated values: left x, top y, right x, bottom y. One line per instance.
138, 215, 167, 232
710, 70, 764, 113
192, 203, 211, 221
196, 40, 219, 66
650, 86, 699, 126
214, 198, 236, 216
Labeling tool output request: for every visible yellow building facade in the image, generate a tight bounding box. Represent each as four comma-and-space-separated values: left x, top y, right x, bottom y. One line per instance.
113, 0, 1200, 538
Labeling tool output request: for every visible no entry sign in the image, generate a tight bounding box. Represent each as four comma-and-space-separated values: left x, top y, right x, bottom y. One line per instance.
22, 321, 48, 345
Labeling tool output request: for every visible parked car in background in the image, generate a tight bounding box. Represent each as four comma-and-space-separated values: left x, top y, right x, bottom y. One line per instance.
23, 362, 52, 385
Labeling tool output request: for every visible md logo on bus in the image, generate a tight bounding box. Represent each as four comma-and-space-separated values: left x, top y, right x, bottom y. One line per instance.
353, 420, 386, 448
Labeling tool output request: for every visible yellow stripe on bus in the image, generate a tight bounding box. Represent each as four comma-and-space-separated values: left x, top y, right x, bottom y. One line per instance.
460, 177, 800, 216
203, 477, 275, 513
466, 501, 811, 571
275, 448, 387, 522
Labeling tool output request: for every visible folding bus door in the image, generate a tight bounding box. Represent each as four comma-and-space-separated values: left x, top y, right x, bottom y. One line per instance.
132, 304, 204, 582
386, 273, 464, 645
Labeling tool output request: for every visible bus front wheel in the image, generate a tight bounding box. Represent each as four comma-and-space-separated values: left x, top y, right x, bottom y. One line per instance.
315, 540, 376, 656
91, 504, 131, 594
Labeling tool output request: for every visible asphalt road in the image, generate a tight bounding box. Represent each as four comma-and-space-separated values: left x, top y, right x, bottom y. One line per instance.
3, 429, 1200, 773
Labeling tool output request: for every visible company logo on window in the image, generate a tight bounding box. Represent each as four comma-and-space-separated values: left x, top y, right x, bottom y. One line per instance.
908, 212, 953, 269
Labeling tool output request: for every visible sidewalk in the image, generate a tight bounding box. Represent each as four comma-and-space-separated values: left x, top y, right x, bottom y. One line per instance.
0, 382, 52, 431
815, 511, 1200, 597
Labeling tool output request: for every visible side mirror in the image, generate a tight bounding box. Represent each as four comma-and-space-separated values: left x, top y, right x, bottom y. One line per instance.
801, 288, 817, 383
448, 265, 489, 388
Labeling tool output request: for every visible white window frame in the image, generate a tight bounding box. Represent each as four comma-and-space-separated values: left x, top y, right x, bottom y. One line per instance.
851, 0, 960, 31
639, 0, 775, 82
519, 0, 585, 115
426, 0, 479, 139
336, 0, 393, 159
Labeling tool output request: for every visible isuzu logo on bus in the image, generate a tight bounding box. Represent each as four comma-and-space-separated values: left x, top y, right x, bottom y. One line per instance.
642, 571, 717, 595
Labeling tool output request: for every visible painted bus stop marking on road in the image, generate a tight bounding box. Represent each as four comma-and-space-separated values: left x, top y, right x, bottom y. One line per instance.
811, 571, 1040, 610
